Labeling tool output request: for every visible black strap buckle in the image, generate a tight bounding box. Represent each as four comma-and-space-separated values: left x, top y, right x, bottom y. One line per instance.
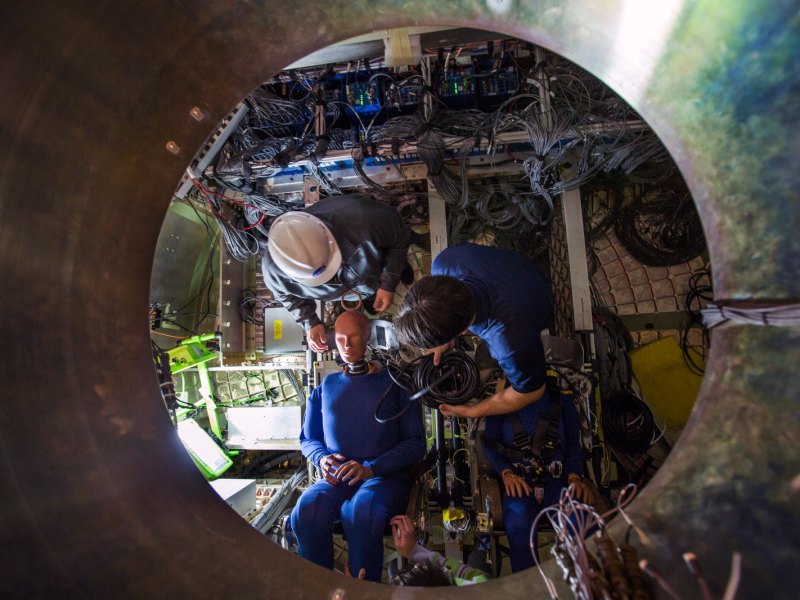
513, 431, 531, 451
548, 461, 563, 478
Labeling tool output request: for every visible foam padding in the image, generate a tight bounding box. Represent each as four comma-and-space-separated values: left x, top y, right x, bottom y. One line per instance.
630, 336, 704, 428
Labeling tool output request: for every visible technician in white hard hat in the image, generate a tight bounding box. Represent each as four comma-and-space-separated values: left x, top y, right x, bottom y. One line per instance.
262, 193, 412, 352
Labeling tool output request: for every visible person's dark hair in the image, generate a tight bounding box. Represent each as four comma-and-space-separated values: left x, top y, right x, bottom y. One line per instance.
391, 560, 454, 587
395, 276, 475, 349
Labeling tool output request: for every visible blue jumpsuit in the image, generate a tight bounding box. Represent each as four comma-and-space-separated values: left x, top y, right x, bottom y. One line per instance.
482, 391, 584, 572
291, 368, 425, 581
432, 243, 553, 394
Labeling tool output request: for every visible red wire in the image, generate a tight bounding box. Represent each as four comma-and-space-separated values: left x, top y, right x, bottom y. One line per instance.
190, 177, 267, 231
240, 210, 265, 231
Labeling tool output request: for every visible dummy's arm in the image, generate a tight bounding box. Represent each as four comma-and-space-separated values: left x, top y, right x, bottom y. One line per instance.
298, 387, 329, 470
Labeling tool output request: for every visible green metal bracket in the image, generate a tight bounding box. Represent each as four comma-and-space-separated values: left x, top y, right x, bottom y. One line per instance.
169, 333, 224, 441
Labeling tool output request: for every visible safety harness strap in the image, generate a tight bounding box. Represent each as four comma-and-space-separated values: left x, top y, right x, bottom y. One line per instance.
481, 393, 563, 469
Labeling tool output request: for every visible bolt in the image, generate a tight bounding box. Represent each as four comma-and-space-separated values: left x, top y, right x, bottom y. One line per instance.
190, 106, 204, 122
165, 141, 180, 155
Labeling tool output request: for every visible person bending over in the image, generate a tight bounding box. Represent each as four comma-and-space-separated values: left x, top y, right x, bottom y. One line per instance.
263, 193, 412, 353
482, 386, 593, 572
394, 243, 554, 419
290, 311, 425, 581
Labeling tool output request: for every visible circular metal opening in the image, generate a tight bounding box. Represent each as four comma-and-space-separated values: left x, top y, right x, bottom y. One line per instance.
153, 26, 712, 587
2, 2, 799, 598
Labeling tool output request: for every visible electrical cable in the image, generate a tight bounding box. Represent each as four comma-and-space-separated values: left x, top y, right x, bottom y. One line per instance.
376, 349, 479, 422
681, 270, 712, 376
702, 302, 800, 329
411, 350, 479, 409
601, 391, 656, 454
614, 188, 704, 267
374, 381, 417, 424
239, 288, 277, 324
196, 43, 699, 284
179, 194, 218, 332
188, 179, 261, 261
278, 369, 305, 402
592, 305, 633, 401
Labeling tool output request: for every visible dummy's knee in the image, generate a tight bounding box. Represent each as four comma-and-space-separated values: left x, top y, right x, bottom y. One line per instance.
344, 492, 389, 535
293, 485, 338, 528
502, 498, 538, 542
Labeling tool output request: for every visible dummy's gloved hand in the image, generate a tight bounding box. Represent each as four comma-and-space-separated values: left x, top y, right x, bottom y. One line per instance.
307, 324, 329, 353
568, 474, 595, 504
501, 469, 532, 498
372, 288, 394, 312
389, 515, 417, 559
320, 453, 346, 485
334, 460, 374, 486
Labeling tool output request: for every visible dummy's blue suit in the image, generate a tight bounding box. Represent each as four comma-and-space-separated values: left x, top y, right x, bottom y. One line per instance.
291, 368, 425, 581
482, 391, 584, 573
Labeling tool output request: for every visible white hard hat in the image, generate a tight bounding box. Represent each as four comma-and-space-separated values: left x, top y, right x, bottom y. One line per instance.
267, 212, 341, 286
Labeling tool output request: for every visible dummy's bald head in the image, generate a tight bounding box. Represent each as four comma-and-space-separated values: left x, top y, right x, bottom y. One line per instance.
334, 311, 371, 363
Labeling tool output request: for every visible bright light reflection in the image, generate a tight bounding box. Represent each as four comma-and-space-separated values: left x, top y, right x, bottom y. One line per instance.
609, 0, 684, 105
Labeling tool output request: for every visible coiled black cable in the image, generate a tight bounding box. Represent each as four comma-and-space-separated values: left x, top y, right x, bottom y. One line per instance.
614, 189, 705, 267
412, 351, 479, 409
601, 391, 656, 454
375, 349, 480, 422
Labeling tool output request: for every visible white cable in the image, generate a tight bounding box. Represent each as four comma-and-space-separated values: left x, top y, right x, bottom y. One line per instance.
702, 302, 800, 329
722, 552, 742, 600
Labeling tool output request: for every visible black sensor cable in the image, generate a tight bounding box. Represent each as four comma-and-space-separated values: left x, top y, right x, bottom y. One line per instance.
375, 350, 480, 423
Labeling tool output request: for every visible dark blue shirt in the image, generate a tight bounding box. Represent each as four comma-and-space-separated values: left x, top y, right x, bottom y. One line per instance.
482, 389, 584, 479
432, 243, 554, 393
300, 368, 425, 477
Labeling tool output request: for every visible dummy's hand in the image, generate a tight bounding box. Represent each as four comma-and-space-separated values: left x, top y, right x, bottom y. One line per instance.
568, 475, 594, 504
335, 460, 374, 486
502, 469, 532, 498
307, 324, 328, 353
320, 453, 346, 485
389, 515, 417, 559
343, 563, 366, 580
425, 339, 455, 366
439, 403, 478, 419
372, 288, 394, 312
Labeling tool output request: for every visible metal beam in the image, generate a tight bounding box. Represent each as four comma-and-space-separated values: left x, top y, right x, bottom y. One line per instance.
562, 187, 593, 332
